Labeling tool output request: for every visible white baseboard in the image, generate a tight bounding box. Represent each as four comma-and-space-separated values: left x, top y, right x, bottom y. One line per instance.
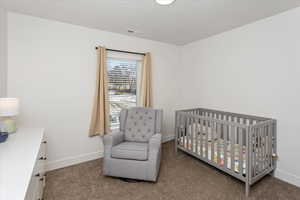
275, 169, 300, 188
163, 134, 175, 143
46, 151, 103, 171
46, 135, 175, 172
46, 136, 300, 189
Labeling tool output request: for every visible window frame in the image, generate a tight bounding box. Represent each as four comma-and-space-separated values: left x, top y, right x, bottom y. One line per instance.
107, 52, 143, 130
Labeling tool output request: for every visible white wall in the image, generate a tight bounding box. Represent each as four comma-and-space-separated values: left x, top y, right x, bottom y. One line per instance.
6, 7, 300, 188
7, 12, 180, 170
180, 7, 300, 187
0, 7, 7, 97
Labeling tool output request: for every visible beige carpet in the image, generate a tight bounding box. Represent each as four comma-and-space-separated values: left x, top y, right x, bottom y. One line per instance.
44, 141, 300, 200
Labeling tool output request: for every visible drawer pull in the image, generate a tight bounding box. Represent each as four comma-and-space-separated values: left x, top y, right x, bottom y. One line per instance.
42, 141, 47, 144
35, 173, 40, 177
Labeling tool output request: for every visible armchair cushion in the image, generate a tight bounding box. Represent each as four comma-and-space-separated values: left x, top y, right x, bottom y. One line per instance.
111, 142, 148, 161
124, 108, 156, 142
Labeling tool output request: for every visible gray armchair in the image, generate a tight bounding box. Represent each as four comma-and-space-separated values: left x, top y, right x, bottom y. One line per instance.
103, 107, 163, 182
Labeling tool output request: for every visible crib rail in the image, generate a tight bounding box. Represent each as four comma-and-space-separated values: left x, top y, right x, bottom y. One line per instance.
175, 108, 277, 197
250, 120, 277, 184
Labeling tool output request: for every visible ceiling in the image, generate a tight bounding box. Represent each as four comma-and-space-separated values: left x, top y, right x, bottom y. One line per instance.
1, 0, 300, 45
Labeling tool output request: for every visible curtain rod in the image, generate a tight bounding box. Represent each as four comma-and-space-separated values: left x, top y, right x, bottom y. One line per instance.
95, 47, 146, 56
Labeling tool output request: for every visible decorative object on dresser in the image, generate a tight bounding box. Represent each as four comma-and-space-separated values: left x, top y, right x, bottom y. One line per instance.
175, 108, 277, 197
0, 131, 8, 143
0, 98, 19, 134
0, 128, 46, 200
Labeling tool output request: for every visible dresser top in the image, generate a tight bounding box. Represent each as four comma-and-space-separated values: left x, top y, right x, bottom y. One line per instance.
0, 128, 45, 200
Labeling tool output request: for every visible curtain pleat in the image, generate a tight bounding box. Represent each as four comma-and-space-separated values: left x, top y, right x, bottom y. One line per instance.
89, 46, 111, 136
140, 52, 152, 107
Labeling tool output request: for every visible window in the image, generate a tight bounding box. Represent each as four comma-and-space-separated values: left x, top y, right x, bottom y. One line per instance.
107, 56, 142, 129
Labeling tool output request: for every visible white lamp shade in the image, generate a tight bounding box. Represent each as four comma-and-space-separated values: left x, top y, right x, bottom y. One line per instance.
0, 98, 19, 117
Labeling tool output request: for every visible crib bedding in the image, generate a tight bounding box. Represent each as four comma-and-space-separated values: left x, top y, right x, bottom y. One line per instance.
179, 136, 246, 174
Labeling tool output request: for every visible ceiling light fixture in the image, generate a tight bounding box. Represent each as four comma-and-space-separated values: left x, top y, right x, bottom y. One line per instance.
155, 0, 176, 6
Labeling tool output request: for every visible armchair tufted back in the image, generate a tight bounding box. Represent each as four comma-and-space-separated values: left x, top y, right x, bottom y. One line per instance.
120, 107, 163, 142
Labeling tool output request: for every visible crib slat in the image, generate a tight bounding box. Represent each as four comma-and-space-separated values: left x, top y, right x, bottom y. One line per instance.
260, 127, 264, 172
186, 116, 189, 149
199, 119, 203, 157
265, 124, 269, 169
215, 114, 219, 163
183, 116, 187, 149
261, 126, 264, 171
273, 120, 277, 170
189, 116, 193, 151
219, 114, 223, 140
195, 118, 199, 155
268, 122, 272, 169
270, 123, 273, 169
217, 122, 221, 165
262, 125, 266, 170
258, 127, 262, 173
211, 119, 215, 162
230, 124, 235, 171
188, 117, 191, 151
181, 115, 184, 147
256, 127, 259, 175
179, 114, 182, 146
260, 126, 264, 172
250, 127, 253, 176
205, 119, 209, 159
252, 127, 255, 176
265, 124, 269, 168
245, 126, 251, 196
209, 112, 212, 160
194, 117, 197, 153
182, 116, 187, 147
239, 126, 243, 175
224, 117, 228, 169
262, 126, 266, 170
191, 117, 194, 152
253, 127, 257, 176
176, 113, 179, 147
189, 116, 192, 151
267, 124, 270, 169
265, 125, 268, 168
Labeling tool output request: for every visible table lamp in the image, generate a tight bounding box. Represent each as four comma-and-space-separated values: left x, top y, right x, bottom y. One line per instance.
0, 98, 19, 134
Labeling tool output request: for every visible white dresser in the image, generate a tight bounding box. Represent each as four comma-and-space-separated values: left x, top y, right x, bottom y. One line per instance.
0, 128, 46, 200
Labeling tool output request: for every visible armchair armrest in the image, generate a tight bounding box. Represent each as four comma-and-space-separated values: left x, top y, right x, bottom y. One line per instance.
147, 133, 162, 181
103, 131, 124, 157
149, 133, 162, 152
103, 131, 124, 147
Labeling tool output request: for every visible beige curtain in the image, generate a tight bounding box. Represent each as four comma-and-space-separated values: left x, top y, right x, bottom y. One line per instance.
140, 52, 152, 107
89, 46, 111, 137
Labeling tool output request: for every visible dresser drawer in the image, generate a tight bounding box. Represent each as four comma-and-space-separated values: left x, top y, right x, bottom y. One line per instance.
24, 175, 37, 200
27, 139, 47, 200
33, 140, 46, 174
0, 128, 46, 200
